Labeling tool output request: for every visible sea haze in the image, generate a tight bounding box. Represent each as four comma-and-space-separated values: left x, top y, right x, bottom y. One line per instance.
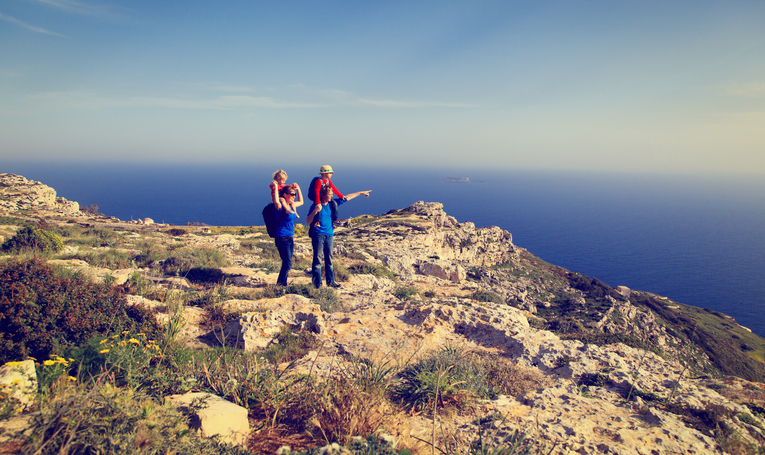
6, 161, 765, 338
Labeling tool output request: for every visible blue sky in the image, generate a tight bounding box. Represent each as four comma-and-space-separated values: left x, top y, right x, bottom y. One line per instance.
1, 0, 764, 174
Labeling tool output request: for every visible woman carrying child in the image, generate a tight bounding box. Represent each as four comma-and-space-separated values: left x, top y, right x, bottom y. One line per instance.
272, 184, 303, 286
270, 169, 300, 217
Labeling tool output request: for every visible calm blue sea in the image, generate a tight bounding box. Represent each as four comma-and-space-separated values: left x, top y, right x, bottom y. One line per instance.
6, 161, 765, 338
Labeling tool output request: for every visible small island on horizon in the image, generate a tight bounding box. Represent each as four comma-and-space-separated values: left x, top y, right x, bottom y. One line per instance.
444, 176, 469, 183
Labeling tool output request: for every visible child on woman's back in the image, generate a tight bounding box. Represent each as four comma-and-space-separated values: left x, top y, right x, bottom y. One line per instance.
270, 169, 300, 217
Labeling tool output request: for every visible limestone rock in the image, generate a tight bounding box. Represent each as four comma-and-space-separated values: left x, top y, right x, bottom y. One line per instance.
165, 392, 249, 446
235, 294, 325, 350
0, 360, 37, 411
0, 173, 81, 216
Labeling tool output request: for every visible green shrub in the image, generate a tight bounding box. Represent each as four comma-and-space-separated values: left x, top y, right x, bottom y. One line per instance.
392, 286, 419, 300
1, 226, 63, 254
394, 346, 489, 413
333, 262, 350, 282
254, 241, 280, 261
0, 258, 162, 364
348, 263, 395, 280
312, 286, 344, 313
252, 260, 280, 274
185, 267, 225, 284
261, 326, 318, 365
471, 289, 504, 305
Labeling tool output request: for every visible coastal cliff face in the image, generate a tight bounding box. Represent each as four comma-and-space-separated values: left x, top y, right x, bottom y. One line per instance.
2, 174, 765, 454
0, 174, 80, 217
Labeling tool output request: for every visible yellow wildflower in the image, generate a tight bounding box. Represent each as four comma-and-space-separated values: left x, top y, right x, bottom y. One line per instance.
11, 379, 21, 385
3, 361, 23, 367
43, 360, 55, 366
27, 357, 36, 361
99, 349, 110, 354
68, 376, 77, 382
128, 338, 140, 344
122, 330, 130, 335
100, 339, 109, 345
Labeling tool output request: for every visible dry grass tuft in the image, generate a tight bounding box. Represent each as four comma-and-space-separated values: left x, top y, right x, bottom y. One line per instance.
479, 354, 553, 397
307, 374, 403, 446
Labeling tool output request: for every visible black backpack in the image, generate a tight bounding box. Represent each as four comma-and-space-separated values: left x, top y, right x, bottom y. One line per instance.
308, 177, 335, 203
262, 203, 280, 238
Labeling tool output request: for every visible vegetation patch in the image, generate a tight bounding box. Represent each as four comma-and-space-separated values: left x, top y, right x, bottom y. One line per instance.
392, 286, 419, 301
394, 346, 490, 414
21, 375, 250, 455
59, 249, 131, 270
185, 266, 225, 284
0, 258, 161, 365
347, 262, 396, 280
471, 289, 504, 305
261, 326, 319, 365
1, 226, 63, 254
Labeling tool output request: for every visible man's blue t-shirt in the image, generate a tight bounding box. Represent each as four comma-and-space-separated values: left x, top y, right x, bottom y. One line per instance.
309, 198, 345, 236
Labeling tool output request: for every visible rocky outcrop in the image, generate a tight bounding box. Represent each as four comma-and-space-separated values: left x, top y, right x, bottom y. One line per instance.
337, 201, 517, 283
0, 174, 80, 216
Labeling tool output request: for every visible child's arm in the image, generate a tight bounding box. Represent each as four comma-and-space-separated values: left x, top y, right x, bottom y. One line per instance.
313, 179, 322, 203
328, 180, 345, 199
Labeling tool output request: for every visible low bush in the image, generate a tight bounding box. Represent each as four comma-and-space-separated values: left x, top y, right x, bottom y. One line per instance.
333, 262, 350, 282
261, 326, 319, 365
1, 226, 63, 254
304, 376, 402, 448
392, 286, 419, 301
254, 241, 281, 261
479, 354, 553, 397
252, 260, 280, 274
471, 289, 504, 305
185, 267, 225, 284
0, 258, 162, 364
165, 248, 228, 275
394, 346, 489, 414
348, 263, 396, 280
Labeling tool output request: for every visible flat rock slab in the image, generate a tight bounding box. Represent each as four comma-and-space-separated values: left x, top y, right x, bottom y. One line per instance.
165, 392, 249, 446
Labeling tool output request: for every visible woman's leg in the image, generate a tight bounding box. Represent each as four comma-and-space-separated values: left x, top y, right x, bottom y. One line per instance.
275, 236, 293, 286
